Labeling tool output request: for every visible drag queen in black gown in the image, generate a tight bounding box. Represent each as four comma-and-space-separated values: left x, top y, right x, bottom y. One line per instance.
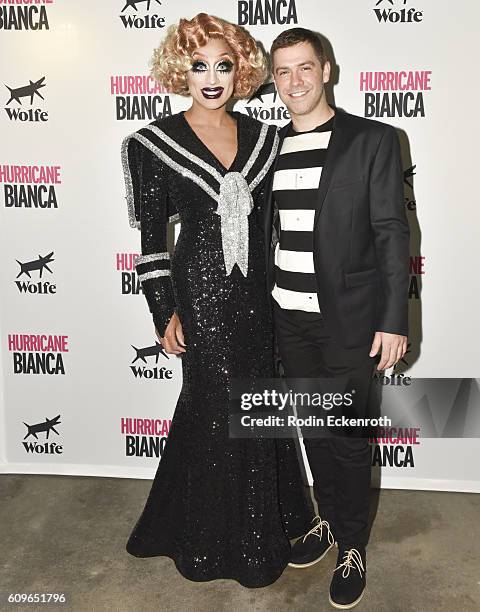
121, 13, 314, 588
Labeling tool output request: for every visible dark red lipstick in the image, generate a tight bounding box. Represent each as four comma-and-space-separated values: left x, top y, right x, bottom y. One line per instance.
201, 87, 224, 99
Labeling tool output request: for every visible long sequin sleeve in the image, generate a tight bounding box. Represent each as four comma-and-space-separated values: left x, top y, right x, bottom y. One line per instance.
124, 136, 176, 337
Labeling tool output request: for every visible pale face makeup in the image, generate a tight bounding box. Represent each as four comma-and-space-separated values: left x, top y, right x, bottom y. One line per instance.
273, 41, 330, 119
186, 38, 236, 110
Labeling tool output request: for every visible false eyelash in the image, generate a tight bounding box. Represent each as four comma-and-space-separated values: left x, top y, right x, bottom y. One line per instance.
191, 60, 208, 73
216, 60, 234, 73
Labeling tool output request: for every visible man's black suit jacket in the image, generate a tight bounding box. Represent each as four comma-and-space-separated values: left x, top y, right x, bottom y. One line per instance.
263, 107, 410, 349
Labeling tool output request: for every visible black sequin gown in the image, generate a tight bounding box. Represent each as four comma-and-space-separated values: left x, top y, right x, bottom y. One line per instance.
121, 110, 314, 588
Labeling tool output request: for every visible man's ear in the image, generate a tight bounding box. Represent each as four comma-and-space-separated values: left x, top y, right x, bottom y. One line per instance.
323, 60, 331, 84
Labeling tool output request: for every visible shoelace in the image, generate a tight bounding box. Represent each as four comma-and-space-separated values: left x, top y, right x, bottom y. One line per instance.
334, 548, 365, 579
302, 515, 335, 546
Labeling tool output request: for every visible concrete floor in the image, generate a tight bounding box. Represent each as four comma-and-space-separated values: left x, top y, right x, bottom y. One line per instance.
1, 474, 479, 612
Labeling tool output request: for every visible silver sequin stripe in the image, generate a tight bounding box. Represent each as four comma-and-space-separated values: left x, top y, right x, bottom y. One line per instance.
136, 252, 170, 265
121, 134, 185, 229
132, 133, 219, 202
241, 123, 268, 179
125, 122, 278, 212
138, 270, 171, 282
249, 131, 280, 192
144, 125, 223, 183
120, 134, 140, 229
146, 120, 269, 189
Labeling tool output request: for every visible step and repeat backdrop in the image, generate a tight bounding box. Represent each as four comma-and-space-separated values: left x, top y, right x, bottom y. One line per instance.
1, 0, 479, 491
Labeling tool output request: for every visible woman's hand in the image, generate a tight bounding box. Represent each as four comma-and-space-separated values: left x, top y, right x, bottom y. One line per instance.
157, 312, 187, 355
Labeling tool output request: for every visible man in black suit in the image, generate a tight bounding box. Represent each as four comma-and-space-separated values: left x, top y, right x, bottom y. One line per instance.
264, 28, 410, 609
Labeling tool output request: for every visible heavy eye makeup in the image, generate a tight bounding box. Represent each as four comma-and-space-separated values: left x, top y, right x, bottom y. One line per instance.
216, 59, 234, 73
190, 59, 234, 73
191, 60, 208, 73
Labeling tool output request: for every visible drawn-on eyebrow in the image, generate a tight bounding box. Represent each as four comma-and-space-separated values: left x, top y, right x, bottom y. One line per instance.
192, 51, 234, 61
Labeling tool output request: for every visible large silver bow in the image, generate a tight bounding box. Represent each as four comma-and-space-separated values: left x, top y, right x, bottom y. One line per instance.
215, 172, 254, 276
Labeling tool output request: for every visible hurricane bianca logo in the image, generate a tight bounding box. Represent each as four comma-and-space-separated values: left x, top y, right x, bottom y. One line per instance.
8, 333, 68, 374
15, 251, 56, 295
119, 0, 165, 29
370, 373, 418, 468
369, 426, 419, 467
121, 416, 171, 457
22, 414, 63, 455
370, 379, 480, 466
4, 76, 48, 122
130, 341, 173, 380
1, 164, 61, 209
237, 82, 289, 123
116, 252, 143, 295
409, 254, 424, 300
373, 0, 423, 23
237, 0, 298, 26
0, 0, 52, 31
110, 75, 172, 121
360, 70, 432, 117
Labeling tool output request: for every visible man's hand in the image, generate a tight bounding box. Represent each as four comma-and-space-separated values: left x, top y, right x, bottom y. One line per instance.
369, 331, 407, 371
156, 312, 186, 355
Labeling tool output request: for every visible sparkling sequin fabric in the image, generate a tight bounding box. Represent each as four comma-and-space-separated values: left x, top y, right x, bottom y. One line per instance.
122, 111, 314, 588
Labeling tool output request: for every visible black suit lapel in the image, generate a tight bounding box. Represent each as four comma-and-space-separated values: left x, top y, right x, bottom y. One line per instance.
314, 108, 351, 229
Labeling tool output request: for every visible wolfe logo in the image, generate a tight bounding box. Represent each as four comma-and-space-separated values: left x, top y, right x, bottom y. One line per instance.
1, 164, 60, 209
116, 252, 144, 295
130, 341, 172, 380
4, 76, 48, 122
8, 333, 68, 375
119, 0, 165, 29
238, 0, 298, 26
238, 82, 289, 123
360, 70, 432, 118
373, 0, 423, 24
374, 372, 412, 386
0, 0, 51, 31
15, 251, 56, 295
110, 75, 172, 121
369, 426, 419, 467
22, 414, 63, 454
122, 416, 171, 457
404, 164, 417, 212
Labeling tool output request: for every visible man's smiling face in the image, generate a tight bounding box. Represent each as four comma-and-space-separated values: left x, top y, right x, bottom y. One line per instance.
272, 41, 330, 119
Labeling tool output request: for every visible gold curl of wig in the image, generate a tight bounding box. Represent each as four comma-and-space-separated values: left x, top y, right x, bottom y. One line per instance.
150, 13, 268, 99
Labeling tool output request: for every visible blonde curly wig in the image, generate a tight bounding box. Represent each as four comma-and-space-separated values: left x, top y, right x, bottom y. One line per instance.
150, 13, 268, 99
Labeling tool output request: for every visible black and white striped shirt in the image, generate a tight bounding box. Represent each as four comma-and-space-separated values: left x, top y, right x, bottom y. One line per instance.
271, 115, 335, 312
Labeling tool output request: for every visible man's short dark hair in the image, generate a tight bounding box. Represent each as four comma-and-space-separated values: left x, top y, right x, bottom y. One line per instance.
270, 28, 327, 67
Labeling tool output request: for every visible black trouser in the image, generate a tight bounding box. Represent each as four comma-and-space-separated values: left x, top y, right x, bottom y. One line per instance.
273, 301, 376, 548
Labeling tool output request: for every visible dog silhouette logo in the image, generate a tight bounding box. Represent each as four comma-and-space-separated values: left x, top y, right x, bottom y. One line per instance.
248, 81, 277, 103
121, 0, 162, 11
16, 252, 54, 279
375, 0, 406, 5
23, 415, 61, 440
131, 341, 169, 363
5, 77, 46, 105
403, 165, 416, 189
